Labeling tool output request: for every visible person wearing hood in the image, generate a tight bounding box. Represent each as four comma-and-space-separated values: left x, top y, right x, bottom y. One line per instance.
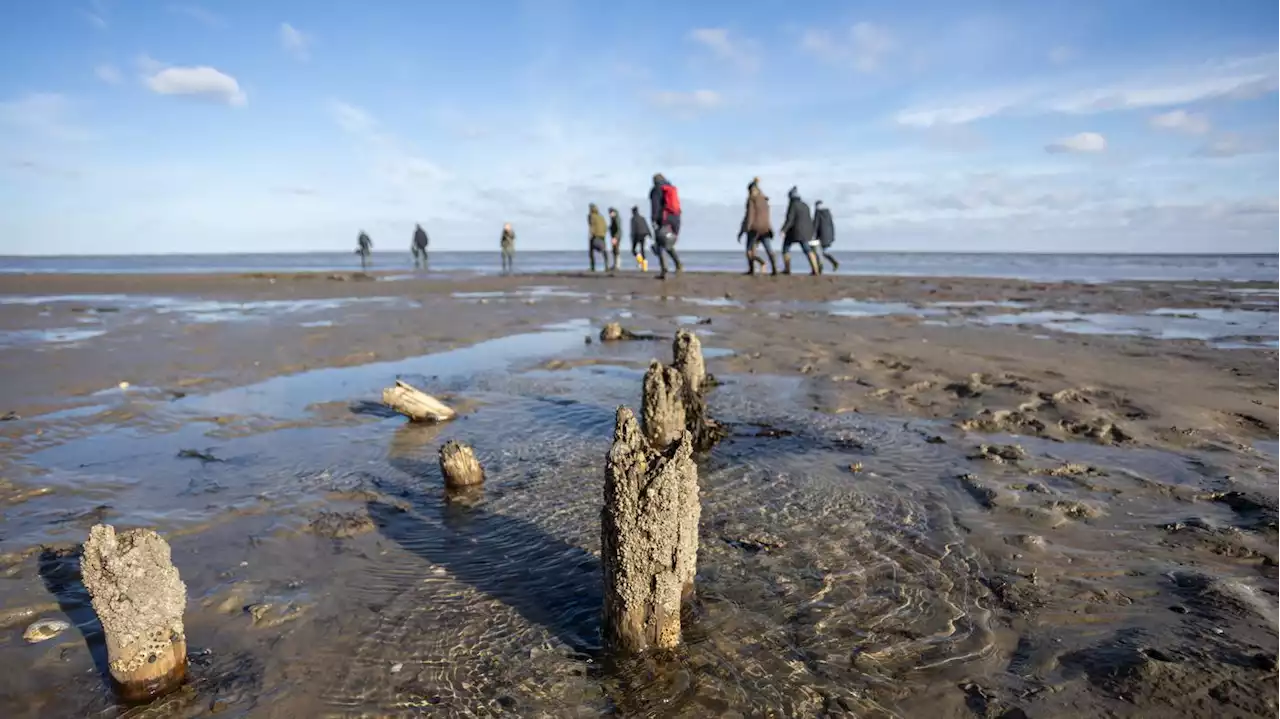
648, 173, 683, 279
607, 207, 623, 272
778, 186, 820, 276
411, 224, 429, 270
500, 222, 516, 274
813, 201, 839, 272
629, 206, 651, 271
737, 177, 777, 276
587, 203, 609, 272
356, 230, 373, 269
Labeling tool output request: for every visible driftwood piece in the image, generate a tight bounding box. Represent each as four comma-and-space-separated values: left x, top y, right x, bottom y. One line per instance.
601, 407, 699, 654
439, 440, 484, 489
672, 329, 706, 395
600, 322, 661, 342
641, 360, 686, 449
381, 379, 456, 422
80, 524, 188, 703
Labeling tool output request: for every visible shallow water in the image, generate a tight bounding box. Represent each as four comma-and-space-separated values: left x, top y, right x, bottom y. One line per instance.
978, 306, 1279, 348
0, 290, 1275, 718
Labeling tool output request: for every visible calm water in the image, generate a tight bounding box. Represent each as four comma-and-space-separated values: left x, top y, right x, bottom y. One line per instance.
1, 252, 1276, 283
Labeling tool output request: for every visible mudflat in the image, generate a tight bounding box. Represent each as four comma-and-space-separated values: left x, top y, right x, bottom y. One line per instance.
0, 270, 1275, 718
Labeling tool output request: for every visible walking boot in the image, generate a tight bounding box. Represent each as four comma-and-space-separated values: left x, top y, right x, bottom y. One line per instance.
805, 251, 821, 276
825, 253, 840, 271
782, 254, 792, 275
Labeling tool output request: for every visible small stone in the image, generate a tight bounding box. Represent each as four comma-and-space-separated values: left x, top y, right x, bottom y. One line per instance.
390, 662, 404, 673
23, 618, 71, 643
117, 381, 130, 390
848, 463, 864, 474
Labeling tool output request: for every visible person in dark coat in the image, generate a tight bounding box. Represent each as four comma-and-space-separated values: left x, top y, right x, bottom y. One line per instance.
778, 186, 820, 276
629, 206, 651, 272
813, 201, 839, 272
356, 231, 373, 269
648, 173, 683, 279
411, 224, 429, 269
587, 203, 609, 272
737, 177, 777, 276
607, 207, 623, 272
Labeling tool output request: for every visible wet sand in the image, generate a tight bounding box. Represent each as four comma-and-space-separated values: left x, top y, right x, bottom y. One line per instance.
0, 270, 1275, 718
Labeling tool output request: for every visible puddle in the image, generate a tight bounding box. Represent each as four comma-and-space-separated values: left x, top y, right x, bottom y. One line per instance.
827, 299, 948, 318
176, 319, 595, 421
452, 286, 594, 303
0, 294, 407, 325
0, 328, 107, 347
979, 307, 1278, 347
682, 297, 743, 308
932, 300, 1033, 309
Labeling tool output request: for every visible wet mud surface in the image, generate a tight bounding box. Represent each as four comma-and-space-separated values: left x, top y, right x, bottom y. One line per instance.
0, 271, 1275, 717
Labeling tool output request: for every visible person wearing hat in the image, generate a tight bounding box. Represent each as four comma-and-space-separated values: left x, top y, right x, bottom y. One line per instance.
778, 186, 820, 276
587, 203, 609, 272
813, 200, 839, 272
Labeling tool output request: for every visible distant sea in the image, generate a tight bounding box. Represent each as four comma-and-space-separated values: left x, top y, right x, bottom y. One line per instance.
0, 252, 1275, 284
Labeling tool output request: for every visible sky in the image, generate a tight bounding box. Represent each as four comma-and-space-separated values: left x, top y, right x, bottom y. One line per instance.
0, 0, 1277, 255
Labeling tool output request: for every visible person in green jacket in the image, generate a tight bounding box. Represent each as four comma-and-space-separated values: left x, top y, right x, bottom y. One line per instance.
587, 203, 608, 272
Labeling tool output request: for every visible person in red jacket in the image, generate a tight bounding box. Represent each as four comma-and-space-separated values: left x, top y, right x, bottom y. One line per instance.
648, 173, 683, 279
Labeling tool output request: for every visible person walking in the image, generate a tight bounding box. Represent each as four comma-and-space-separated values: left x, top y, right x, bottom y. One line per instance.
411, 224, 429, 269
587, 203, 609, 272
813, 201, 840, 272
629, 206, 651, 272
500, 223, 516, 274
648, 173, 683, 279
778, 186, 820, 276
607, 207, 623, 272
356, 230, 373, 269
737, 177, 777, 275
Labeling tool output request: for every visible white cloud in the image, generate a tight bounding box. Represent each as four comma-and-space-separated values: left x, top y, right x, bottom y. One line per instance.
650, 89, 722, 111
83, 0, 107, 29
1193, 133, 1267, 158
168, 4, 226, 28
802, 22, 895, 73
145, 66, 247, 106
1045, 132, 1107, 154
280, 23, 311, 61
688, 28, 758, 72
1148, 109, 1211, 135
95, 63, 123, 85
1048, 46, 1074, 65
0, 93, 91, 142
896, 53, 1278, 127
328, 100, 449, 194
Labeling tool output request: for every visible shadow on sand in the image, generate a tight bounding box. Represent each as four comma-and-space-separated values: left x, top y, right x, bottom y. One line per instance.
366, 496, 603, 657
37, 546, 111, 681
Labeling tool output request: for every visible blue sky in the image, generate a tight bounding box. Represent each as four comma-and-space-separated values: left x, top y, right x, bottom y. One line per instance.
0, 0, 1276, 255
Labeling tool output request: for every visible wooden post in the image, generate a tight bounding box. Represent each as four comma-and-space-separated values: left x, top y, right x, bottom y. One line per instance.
672, 329, 705, 396
381, 379, 456, 422
80, 524, 188, 703
439, 440, 484, 489
601, 407, 699, 654
641, 360, 686, 449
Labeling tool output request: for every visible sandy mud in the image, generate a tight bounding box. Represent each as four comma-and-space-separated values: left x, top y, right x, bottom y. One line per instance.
0, 270, 1275, 717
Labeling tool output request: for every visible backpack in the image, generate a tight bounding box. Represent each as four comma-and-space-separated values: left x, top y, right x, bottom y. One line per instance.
661, 184, 681, 219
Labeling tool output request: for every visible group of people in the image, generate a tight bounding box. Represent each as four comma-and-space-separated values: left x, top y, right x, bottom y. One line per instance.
738, 177, 839, 276
353, 173, 839, 278
584, 174, 685, 279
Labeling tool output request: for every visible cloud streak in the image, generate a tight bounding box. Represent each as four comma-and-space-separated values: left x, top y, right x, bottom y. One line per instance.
1149, 109, 1211, 134
280, 23, 311, 61
688, 28, 758, 72
802, 22, 895, 73
1045, 132, 1106, 154
896, 53, 1278, 127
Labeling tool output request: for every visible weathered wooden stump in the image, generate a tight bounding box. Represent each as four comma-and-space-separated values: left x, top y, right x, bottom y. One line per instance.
381, 379, 456, 422
672, 329, 706, 395
641, 360, 686, 449
600, 322, 625, 342
601, 407, 699, 654
80, 524, 188, 703
439, 439, 484, 489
